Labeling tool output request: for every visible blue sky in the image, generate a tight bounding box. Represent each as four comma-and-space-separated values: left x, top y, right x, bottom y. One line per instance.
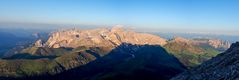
0, 0, 239, 35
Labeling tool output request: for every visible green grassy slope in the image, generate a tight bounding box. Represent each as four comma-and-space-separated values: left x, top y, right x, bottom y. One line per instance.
163, 42, 219, 68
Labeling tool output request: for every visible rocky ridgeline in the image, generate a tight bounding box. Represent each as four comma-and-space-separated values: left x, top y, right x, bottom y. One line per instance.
36, 26, 230, 50
193, 39, 230, 51
172, 37, 230, 51
171, 42, 239, 80
39, 26, 167, 48
0, 26, 233, 78
208, 39, 231, 49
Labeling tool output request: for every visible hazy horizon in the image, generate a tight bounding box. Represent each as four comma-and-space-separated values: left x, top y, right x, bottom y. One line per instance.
0, 0, 239, 36
0, 1, 239, 79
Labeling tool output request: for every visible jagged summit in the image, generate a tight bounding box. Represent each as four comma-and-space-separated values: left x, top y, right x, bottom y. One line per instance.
34, 39, 43, 47
171, 42, 239, 80
226, 41, 239, 52
170, 37, 191, 43
169, 36, 230, 51
40, 26, 167, 48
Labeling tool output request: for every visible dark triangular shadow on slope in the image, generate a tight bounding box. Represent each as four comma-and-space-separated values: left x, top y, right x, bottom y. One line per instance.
1, 43, 186, 80
49, 43, 186, 80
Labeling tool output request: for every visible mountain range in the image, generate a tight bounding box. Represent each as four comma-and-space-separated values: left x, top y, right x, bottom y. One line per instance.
0, 26, 233, 80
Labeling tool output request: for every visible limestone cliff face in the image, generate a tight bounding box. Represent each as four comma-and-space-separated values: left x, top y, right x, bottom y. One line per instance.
193, 39, 230, 52
171, 37, 230, 51
171, 42, 239, 80
34, 39, 43, 47
43, 26, 167, 48
208, 39, 231, 49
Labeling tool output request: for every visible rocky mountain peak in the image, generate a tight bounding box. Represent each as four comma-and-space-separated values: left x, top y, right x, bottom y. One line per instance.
42, 26, 167, 48
34, 39, 43, 47
224, 42, 239, 53
172, 37, 190, 43
231, 42, 239, 48
169, 37, 230, 52
208, 39, 231, 49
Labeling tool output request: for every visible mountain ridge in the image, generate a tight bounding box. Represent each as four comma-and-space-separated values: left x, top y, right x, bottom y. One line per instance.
43, 27, 167, 48
0, 26, 233, 80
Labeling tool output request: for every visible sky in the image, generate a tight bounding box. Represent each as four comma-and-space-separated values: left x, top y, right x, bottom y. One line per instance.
0, 0, 239, 36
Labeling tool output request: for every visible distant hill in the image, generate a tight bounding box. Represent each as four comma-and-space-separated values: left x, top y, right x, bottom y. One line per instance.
152, 32, 238, 43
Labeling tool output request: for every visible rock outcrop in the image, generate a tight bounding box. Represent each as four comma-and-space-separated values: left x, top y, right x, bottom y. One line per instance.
192, 38, 231, 52
171, 42, 239, 80
44, 26, 167, 48
172, 37, 230, 51
208, 39, 231, 49
34, 39, 43, 47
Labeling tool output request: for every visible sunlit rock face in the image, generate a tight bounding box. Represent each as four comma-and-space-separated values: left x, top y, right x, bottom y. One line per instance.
43, 26, 167, 48
208, 39, 231, 49
34, 39, 43, 47
192, 39, 231, 52
171, 37, 230, 51
0, 26, 170, 78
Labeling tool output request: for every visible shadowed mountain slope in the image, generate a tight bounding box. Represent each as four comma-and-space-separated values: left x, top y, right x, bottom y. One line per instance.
164, 37, 221, 68
171, 42, 239, 80
5, 43, 186, 80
